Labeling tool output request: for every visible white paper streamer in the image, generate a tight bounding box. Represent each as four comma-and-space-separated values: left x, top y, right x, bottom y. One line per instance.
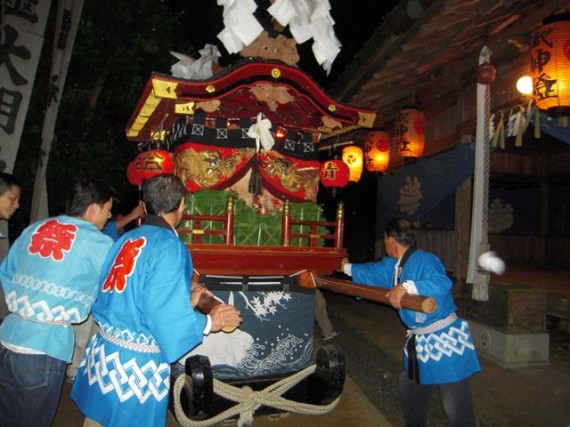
268, 0, 341, 73
488, 113, 496, 142
170, 44, 221, 80
247, 113, 275, 152
216, 0, 264, 54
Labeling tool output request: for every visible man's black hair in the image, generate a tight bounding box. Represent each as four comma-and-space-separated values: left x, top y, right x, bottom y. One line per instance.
142, 174, 185, 215
67, 180, 115, 217
385, 217, 416, 247
0, 172, 21, 196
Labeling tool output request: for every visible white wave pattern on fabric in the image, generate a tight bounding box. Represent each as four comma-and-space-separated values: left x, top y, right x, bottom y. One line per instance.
6, 291, 81, 323
100, 323, 159, 347
414, 321, 475, 363
85, 343, 170, 403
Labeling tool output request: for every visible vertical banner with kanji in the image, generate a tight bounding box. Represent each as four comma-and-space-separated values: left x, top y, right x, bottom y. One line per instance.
0, 0, 52, 266
30, 0, 85, 222
0, 0, 52, 173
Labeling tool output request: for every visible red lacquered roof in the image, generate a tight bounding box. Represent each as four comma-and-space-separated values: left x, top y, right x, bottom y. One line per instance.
125, 59, 377, 143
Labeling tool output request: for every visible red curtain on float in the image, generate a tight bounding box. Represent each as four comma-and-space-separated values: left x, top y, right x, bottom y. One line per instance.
174, 142, 321, 202
174, 142, 255, 192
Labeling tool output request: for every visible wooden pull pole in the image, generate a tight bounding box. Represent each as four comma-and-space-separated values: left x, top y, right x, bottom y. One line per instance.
192, 275, 237, 333
299, 272, 437, 314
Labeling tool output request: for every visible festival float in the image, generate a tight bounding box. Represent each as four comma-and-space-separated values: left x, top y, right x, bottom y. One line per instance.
123, 5, 435, 425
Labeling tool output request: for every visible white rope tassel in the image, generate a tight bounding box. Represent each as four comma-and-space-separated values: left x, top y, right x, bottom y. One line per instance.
173, 364, 341, 427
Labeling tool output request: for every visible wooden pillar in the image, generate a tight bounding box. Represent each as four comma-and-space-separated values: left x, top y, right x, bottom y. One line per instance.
335, 202, 345, 251
225, 194, 235, 245
539, 181, 549, 266
282, 200, 291, 247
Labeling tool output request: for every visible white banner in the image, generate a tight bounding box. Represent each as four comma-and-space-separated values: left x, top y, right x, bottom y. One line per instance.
467, 46, 492, 301
0, 0, 52, 173
0, 0, 52, 263
30, 0, 85, 222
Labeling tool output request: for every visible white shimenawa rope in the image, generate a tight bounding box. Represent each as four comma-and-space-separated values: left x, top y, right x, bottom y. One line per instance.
173, 364, 341, 427
467, 45, 492, 301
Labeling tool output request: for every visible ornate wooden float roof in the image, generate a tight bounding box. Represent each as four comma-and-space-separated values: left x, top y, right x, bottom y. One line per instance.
125, 60, 377, 143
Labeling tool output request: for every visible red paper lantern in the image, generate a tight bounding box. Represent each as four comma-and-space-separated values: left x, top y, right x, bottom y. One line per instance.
364, 131, 391, 173
319, 159, 350, 189
530, 13, 570, 116
127, 149, 174, 186
395, 107, 425, 161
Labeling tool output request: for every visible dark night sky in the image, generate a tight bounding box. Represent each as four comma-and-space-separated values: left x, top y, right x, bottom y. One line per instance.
170, 0, 400, 90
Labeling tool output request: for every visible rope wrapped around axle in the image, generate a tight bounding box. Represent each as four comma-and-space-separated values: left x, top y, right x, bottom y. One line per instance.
173, 364, 341, 427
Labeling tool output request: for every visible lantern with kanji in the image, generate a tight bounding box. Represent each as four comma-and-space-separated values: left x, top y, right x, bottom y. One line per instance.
530, 13, 570, 116
342, 145, 364, 182
395, 107, 425, 161
319, 159, 350, 190
127, 149, 174, 186
364, 131, 391, 173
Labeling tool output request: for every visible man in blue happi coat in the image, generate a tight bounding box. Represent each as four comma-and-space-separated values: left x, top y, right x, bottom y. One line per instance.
0, 180, 115, 427
342, 217, 480, 427
71, 174, 242, 427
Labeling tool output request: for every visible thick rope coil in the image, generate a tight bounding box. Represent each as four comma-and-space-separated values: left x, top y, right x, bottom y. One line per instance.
173, 363, 341, 427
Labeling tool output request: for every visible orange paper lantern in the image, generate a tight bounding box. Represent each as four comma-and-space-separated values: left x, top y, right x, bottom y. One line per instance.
342, 145, 364, 182
127, 149, 174, 186
364, 131, 391, 173
530, 13, 570, 116
395, 107, 425, 160
319, 159, 350, 188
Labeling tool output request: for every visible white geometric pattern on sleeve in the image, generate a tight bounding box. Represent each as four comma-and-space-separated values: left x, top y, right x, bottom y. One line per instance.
85, 342, 170, 404
414, 320, 476, 363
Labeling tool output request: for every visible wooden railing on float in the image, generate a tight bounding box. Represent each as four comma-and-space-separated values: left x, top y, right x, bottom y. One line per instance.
281, 200, 344, 250
179, 195, 235, 245
179, 194, 345, 250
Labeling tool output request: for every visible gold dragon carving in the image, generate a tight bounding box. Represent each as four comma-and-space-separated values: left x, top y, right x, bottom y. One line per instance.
262, 153, 319, 201
175, 148, 255, 189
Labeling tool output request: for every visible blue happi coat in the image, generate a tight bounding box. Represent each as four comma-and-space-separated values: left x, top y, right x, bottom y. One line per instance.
352, 249, 480, 385
0, 215, 113, 362
71, 215, 207, 427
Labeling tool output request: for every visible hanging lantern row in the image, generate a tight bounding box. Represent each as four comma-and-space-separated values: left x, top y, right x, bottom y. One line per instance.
530, 13, 570, 117
318, 107, 426, 188
321, 107, 425, 186
127, 149, 174, 186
